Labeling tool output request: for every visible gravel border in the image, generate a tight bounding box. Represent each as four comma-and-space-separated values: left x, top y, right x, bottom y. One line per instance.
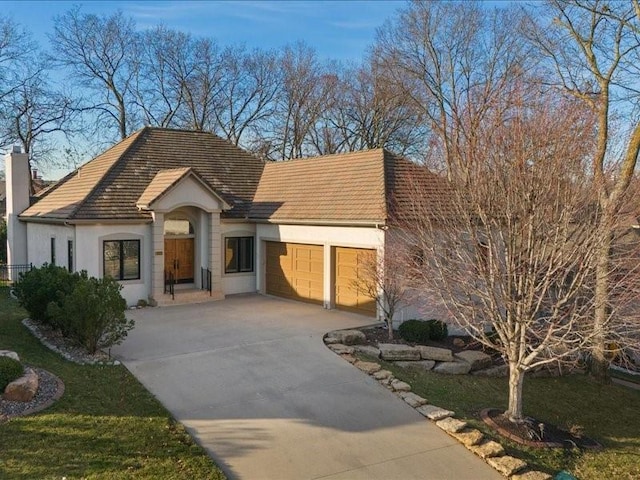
22, 318, 120, 366
1, 368, 65, 422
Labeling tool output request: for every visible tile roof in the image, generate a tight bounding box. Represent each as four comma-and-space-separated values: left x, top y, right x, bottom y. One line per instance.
250, 149, 388, 223
21, 127, 449, 225
21, 128, 265, 221
250, 149, 449, 224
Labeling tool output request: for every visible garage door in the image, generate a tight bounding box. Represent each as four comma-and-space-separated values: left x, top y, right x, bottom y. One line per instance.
334, 247, 377, 317
266, 242, 324, 304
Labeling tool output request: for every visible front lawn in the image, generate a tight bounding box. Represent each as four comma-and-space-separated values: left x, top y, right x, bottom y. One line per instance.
0, 289, 225, 480
376, 357, 640, 480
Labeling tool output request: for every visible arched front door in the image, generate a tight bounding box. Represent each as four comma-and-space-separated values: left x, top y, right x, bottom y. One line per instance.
164, 217, 195, 284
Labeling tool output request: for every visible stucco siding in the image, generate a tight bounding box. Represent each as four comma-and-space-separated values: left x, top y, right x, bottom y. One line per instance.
26, 223, 75, 269
75, 223, 152, 306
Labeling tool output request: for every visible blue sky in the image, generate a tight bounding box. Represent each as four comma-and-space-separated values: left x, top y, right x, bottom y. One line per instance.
3, 1, 405, 61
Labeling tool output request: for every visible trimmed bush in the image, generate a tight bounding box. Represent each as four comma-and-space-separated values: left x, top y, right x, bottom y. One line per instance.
425, 319, 448, 341
14, 264, 81, 326
0, 356, 24, 391
398, 319, 432, 344
48, 275, 134, 354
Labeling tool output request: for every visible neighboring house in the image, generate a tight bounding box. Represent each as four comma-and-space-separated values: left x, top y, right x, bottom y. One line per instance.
0, 174, 51, 218
4, 127, 444, 320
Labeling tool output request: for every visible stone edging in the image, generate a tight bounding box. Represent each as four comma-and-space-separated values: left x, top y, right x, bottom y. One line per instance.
3, 370, 66, 421
324, 329, 553, 480
21, 319, 120, 366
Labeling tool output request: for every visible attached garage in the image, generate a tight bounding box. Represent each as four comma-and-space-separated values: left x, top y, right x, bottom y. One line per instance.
334, 247, 377, 317
265, 241, 324, 304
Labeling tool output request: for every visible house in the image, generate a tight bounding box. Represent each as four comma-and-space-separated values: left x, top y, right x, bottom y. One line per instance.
5, 127, 444, 319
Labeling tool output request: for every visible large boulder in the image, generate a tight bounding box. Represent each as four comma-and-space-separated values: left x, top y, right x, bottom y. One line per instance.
328, 344, 355, 355
433, 360, 472, 375
353, 345, 381, 358
354, 361, 381, 374
455, 350, 493, 371
394, 360, 435, 371
3, 368, 38, 402
379, 343, 420, 361
329, 330, 366, 345
0, 350, 20, 362
417, 346, 454, 362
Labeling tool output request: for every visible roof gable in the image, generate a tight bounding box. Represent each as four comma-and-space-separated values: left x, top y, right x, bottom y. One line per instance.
137, 167, 230, 212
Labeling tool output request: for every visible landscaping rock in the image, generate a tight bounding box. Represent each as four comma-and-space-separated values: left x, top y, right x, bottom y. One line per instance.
390, 379, 411, 392
433, 360, 472, 375
3, 368, 38, 402
323, 336, 340, 345
455, 350, 493, 371
353, 345, 381, 358
487, 455, 527, 476
379, 343, 420, 361
0, 350, 20, 362
379, 376, 394, 387
417, 346, 454, 362
469, 440, 505, 459
328, 344, 354, 355
394, 360, 435, 371
399, 392, 428, 408
341, 354, 357, 364
453, 338, 466, 348
436, 417, 468, 433
510, 471, 553, 480
451, 428, 484, 447
354, 361, 381, 374
472, 364, 508, 377
372, 369, 392, 380
330, 329, 367, 345
416, 404, 454, 420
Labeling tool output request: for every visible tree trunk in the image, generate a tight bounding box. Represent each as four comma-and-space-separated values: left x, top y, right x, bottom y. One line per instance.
506, 363, 525, 423
386, 316, 394, 340
591, 227, 611, 382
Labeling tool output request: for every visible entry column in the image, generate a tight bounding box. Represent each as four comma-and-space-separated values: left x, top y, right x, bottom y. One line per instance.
209, 212, 224, 298
151, 212, 165, 301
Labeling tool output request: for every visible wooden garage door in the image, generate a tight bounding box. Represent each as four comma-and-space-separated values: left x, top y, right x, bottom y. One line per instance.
266, 242, 324, 304
334, 247, 377, 317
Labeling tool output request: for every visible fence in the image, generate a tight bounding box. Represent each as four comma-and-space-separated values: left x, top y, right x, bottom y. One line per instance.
0, 263, 32, 286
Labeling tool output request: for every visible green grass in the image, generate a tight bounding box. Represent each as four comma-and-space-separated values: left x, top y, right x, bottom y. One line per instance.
0, 289, 225, 480
367, 356, 640, 480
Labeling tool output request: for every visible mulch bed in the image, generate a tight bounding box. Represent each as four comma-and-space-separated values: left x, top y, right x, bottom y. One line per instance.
481, 408, 602, 450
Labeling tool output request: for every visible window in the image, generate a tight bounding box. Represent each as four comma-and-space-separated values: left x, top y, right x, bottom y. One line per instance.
225, 237, 254, 273
67, 240, 73, 271
50, 238, 56, 265
103, 240, 140, 280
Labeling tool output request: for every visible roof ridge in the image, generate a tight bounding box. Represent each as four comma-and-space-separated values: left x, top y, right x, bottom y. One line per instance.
266, 148, 386, 165
66, 127, 148, 220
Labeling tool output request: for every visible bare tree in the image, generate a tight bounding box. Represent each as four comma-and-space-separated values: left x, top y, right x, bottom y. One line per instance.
0, 17, 35, 103
351, 244, 409, 340
527, 0, 640, 380
0, 60, 78, 191
265, 42, 334, 160
51, 7, 139, 140
397, 91, 636, 423
133, 26, 191, 128
213, 46, 280, 146
178, 38, 223, 132
374, 1, 531, 180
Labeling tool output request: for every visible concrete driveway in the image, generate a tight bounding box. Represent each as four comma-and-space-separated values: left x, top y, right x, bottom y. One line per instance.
113, 294, 501, 480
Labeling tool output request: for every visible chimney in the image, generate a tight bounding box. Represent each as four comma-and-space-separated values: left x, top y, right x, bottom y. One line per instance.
5, 146, 29, 274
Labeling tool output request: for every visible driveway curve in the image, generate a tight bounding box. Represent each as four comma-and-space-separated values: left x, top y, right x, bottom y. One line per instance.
113, 294, 501, 480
